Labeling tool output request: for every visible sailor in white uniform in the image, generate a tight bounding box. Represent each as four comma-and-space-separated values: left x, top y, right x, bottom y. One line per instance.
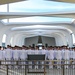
4, 47, 12, 64
4, 45, 12, 68
40, 46, 47, 69
64, 47, 70, 69
56, 47, 62, 69
0, 46, 3, 68
54, 47, 57, 68
2, 48, 6, 65
61, 47, 65, 64
73, 48, 75, 68
20, 46, 27, 68
27, 47, 34, 69
12, 46, 20, 68
0, 46, 3, 60
34, 46, 39, 69
48, 47, 54, 69
69, 48, 73, 66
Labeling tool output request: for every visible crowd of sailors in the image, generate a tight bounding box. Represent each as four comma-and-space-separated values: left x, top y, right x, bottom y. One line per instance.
0, 45, 75, 69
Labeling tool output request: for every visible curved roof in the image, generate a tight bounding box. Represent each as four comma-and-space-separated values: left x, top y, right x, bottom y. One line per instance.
0, 0, 75, 45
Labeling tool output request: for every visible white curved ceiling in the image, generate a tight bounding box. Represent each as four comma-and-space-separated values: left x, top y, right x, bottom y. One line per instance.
0, 0, 75, 39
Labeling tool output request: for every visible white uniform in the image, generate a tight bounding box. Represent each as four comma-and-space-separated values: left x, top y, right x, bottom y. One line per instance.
0, 50, 3, 60
73, 50, 75, 60
4, 48, 12, 65
13, 50, 20, 60
1, 50, 6, 68
61, 49, 65, 65
2, 50, 6, 64
0, 50, 4, 68
34, 50, 39, 69
64, 50, 70, 60
48, 50, 54, 60
70, 50, 73, 59
40, 49, 47, 69
54, 50, 57, 59
64, 49, 70, 68
27, 49, 33, 69
48, 50, 54, 69
57, 50, 62, 69
27, 49, 34, 55
34, 50, 39, 54
20, 49, 27, 60
5, 49, 12, 60
19, 49, 27, 68
12, 49, 20, 68
72, 50, 75, 68
61, 49, 65, 60
4, 48, 12, 68
57, 50, 62, 60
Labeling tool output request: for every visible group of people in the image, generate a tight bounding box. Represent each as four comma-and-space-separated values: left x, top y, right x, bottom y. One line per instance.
0, 45, 75, 69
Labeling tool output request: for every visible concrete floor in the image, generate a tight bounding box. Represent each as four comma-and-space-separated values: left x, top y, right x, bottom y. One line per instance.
0, 68, 75, 75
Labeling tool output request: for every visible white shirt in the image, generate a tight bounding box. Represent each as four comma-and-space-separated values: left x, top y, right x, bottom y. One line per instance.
70, 50, 73, 58
20, 49, 27, 60
34, 50, 39, 54
12, 49, 20, 60
0, 50, 3, 60
61, 49, 65, 59
48, 50, 54, 60
4, 48, 12, 59
73, 50, 75, 59
54, 50, 57, 59
2, 50, 6, 60
27, 49, 34, 54
57, 50, 62, 59
64, 50, 70, 59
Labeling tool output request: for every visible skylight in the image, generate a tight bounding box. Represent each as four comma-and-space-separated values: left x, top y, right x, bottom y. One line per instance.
9, 0, 75, 13
0, 0, 75, 23
1, 0, 75, 13
0, 4, 7, 12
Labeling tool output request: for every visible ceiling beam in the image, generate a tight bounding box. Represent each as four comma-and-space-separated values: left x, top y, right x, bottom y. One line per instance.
0, 12, 75, 19
5, 22, 71, 26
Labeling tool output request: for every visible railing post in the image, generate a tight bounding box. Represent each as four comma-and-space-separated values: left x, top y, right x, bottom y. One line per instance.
62, 64, 64, 75
44, 60, 46, 75
6, 65, 8, 75
25, 64, 27, 75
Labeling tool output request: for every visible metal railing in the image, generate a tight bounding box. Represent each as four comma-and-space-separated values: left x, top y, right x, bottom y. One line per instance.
0, 60, 75, 75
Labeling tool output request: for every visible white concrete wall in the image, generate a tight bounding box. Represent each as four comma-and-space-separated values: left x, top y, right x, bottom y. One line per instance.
0, 21, 74, 47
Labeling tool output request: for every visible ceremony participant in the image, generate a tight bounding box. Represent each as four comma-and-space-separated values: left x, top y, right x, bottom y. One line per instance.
4, 45, 12, 68
56, 47, 62, 69
41, 46, 47, 69
19, 46, 27, 68
48, 47, 54, 69
34, 46, 39, 69
64, 47, 70, 69
73, 48, 75, 68
53, 47, 57, 68
2, 47, 6, 66
12, 46, 20, 68
0, 46, 3, 68
61, 46, 65, 65
27, 46, 34, 69
69, 48, 73, 67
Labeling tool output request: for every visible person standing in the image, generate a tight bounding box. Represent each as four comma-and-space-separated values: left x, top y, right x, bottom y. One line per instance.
48, 47, 54, 69
64, 47, 70, 69
56, 47, 62, 69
